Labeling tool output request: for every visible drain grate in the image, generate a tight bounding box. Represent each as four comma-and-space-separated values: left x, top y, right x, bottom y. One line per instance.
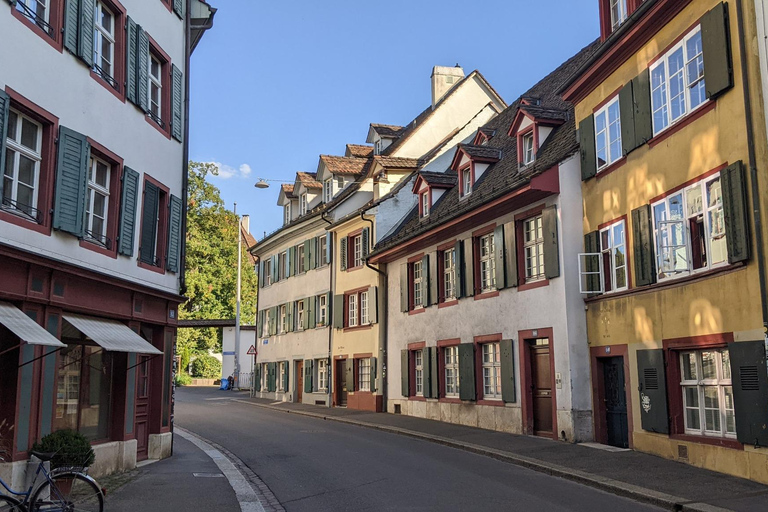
193, 472, 225, 478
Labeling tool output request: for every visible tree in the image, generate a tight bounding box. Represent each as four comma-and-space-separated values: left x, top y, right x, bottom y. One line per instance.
178, 162, 259, 368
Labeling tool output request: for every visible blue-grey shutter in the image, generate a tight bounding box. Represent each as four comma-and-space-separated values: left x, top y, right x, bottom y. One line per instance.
458, 343, 476, 401
579, 115, 597, 180
721, 161, 750, 264
77, 0, 95, 67
139, 181, 159, 264
53, 126, 90, 237
500, 339, 516, 403
463, 238, 474, 297
400, 263, 409, 312
173, 0, 184, 19
454, 241, 464, 298
636, 349, 669, 434
340, 237, 348, 271
171, 64, 183, 142
542, 205, 560, 279
503, 222, 518, 288
631, 205, 656, 286
304, 360, 313, 394
361, 227, 370, 259
333, 295, 344, 329
702, 2, 733, 100
367, 286, 377, 324
0, 90, 9, 199
325, 232, 332, 264
401, 350, 409, 397
137, 28, 150, 113
63, 0, 79, 55
118, 166, 139, 256
493, 225, 506, 289
728, 341, 768, 446
125, 17, 139, 105
166, 194, 182, 272
422, 254, 431, 306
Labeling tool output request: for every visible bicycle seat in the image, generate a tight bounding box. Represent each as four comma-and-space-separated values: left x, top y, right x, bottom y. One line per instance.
30, 451, 56, 461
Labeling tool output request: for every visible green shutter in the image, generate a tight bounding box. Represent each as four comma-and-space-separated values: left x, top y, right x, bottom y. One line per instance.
118, 166, 140, 256
139, 181, 159, 264
542, 205, 560, 279
370, 357, 377, 393
271, 254, 278, 283
458, 343, 476, 401
500, 339, 516, 403
632, 69, 653, 146
701, 2, 733, 99
728, 341, 768, 446
463, 238, 474, 297
53, 126, 90, 237
579, 115, 597, 181
268, 362, 276, 392
171, 64, 183, 142
254, 364, 261, 392
301, 299, 309, 330
340, 237, 348, 271
422, 254, 431, 306
400, 263, 409, 312
287, 246, 294, 277
345, 359, 354, 393
362, 227, 370, 259
503, 222, 518, 288
307, 297, 315, 329
304, 360, 313, 394
0, 90, 9, 200
367, 286, 378, 324
63, 0, 79, 55
493, 225, 506, 289
584, 230, 601, 295
631, 204, 657, 286
77, 0, 95, 67
257, 310, 264, 337
125, 17, 139, 105
173, 0, 184, 18
326, 232, 332, 264
721, 161, 750, 263
333, 295, 344, 329
429, 347, 439, 399
636, 349, 669, 434
137, 28, 150, 113
454, 241, 464, 298
619, 80, 636, 155
166, 194, 182, 272
282, 363, 289, 392
422, 348, 432, 398
286, 302, 294, 332
307, 238, 316, 270
429, 252, 439, 304
401, 349, 409, 397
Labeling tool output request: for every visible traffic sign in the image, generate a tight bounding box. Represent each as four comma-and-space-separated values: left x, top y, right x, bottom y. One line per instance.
246, 345, 256, 355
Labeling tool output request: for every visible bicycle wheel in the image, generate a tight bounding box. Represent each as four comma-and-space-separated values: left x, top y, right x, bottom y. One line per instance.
29, 472, 103, 512
0, 495, 22, 512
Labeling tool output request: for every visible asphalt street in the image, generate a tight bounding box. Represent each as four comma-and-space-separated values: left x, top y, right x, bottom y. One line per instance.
175, 387, 662, 512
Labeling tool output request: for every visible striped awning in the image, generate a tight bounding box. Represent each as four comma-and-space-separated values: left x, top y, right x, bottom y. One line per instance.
62, 314, 162, 355
0, 301, 65, 347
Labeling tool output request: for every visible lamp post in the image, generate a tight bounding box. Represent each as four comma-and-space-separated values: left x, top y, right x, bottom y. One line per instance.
234, 202, 241, 388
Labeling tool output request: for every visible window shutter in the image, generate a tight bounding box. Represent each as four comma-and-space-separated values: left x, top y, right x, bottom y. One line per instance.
542, 205, 560, 279
332, 295, 344, 329
307, 238, 315, 270
463, 238, 474, 297
63, 0, 79, 55
584, 230, 601, 296
282, 363, 289, 392
254, 364, 261, 392
272, 254, 279, 283
258, 260, 265, 288
307, 297, 315, 329
77, 0, 95, 67
268, 362, 276, 392
166, 194, 182, 272
458, 343, 476, 401
401, 350, 409, 397
368, 286, 378, 324
304, 360, 313, 394
286, 302, 294, 332
118, 166, 140, 256
326, 232, 332, 264
257, 310, 263, 337
287, 247, 294, 277
579, 115, 597, 181
139, 181, 159, 264
53, 126, 90, 237
422, 348, 432, 398
171, 64, 183, 142
721, 161, 750, 263
500, 339, 516, 403
0, 90, 9, 197
173, 0, 184, 19
125, 17, 139, 105
632, 69, 653, 146
421, 254, 431, 307
454, 240, 464, 298
340, 237, 348, 271
429, 346, 439, 399
362, 227, 370, 258
619, 80, 637, 155
728, 341, 768, 446
503, 222, 518, 288
636, 349, 669, 434
299, 300, 307, 330
493, 225, 506, 289
345, 359, 354, 393
370, 357, 377, 393
429, 253, 438, 306
400, 263, 409, 312
269, 307, 276, 336
702, 1, 733, 99
137, 28, 150, 113
631, 204, 657, 286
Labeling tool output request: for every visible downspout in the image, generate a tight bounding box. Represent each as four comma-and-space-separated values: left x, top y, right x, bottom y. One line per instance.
736, 0, 768, 329
180, 0, 192, 296
322, 211, 333, 408
361, 211, 388, 410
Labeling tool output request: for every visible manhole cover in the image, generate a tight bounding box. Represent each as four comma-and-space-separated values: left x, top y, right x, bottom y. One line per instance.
193, 473, 225, 478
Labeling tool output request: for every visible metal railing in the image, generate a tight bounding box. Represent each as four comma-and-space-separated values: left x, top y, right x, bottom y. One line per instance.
15, 1, 55, 38
1, 197, 41, 223
84, 230, 112, 250
235, 371, 252, 391
92, 64, 120, 92
148, 111, 165, 128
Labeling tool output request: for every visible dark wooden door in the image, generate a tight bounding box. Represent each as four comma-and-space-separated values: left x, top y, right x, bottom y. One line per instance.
135, 355, 151, 461
296, 361, 303, 404
335, 359, 347, 407
530, 339, 553, 436
603, 356, 629, 448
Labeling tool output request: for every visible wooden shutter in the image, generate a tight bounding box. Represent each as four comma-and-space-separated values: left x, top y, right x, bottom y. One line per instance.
367, 286, 378, 324
422, 254, 431, 307
493, 225, 506, 289
53, 126, 90, 237
326, 232, 332, 264
632, 69, 653, 146
500, 339, 516, 403
139, 181, 159, 264
257, 310, 264, 337
702, 2, 733, 99
454, 240, 464, 298
76, 0, 95, 66
579, 115, 597, 181
340, 237, 348, 271
400, 263, 409, 312
282, 363, 289, 392
304, 360, 313, 394
171, 64, 183, 142
268, 307, 276, 336
584, 230, 601, 296
308, 238, 316, 270
370, 357, 377, 393
345, 359, 354, 393
542, 205, 560, 279
333, 295, 344, 329
422, 348, 433, 398
463, 238, 475, 297
503, 222, 518, 288
636, 349, 669, 434
401, 349, 409, 397
430, 253, 439, 305
429, 347, 439, 399
137, 27, 150, 113
458, 343, 476, 401
63, 0, 79, 55
728, 341, 768, 446
118, 166, 139, 256
0, 91, 7, 198
166, 194, 182, 272
307, 296, 315, 329
721, 161, 750, 263
173, 0, 184, 18
125, 17, 139, 105
631, 204, 657, 286
619, 80, 637, 155
362, 227, 370, 258
254, 364, 261, 392
268, 362, 276, 392
286, 302, 294, 332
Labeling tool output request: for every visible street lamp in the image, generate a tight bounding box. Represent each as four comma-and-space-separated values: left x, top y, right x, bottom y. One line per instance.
254, 178, 295, 189
234, 202, 242, 388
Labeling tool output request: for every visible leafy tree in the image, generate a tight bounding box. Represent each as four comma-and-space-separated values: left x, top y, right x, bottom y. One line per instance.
178, 162, 258, 367
190, 355, 222, 379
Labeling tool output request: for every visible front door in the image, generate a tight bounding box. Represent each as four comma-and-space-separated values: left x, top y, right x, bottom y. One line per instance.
335, 359, 347, 407
530, 339, 553, 436
602, 356, 629, 448
296, 361, 304, 404
134, 355, 151, 461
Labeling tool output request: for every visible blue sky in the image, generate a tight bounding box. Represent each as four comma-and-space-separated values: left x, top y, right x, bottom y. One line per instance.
188, 0, 600, 240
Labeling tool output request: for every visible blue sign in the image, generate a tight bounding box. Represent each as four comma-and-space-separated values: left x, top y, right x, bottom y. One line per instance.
222, 351, 235, 356
262, 339, 269, 345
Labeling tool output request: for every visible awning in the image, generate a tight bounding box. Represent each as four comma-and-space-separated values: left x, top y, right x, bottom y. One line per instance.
0, 301, 65, 347
62, 314, 162, 355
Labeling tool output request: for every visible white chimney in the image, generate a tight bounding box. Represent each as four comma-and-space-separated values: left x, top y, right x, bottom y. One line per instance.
240, 214, 250, 234
431, 65, 465, 109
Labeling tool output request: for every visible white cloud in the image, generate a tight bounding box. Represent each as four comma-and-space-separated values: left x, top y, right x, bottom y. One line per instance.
206, 161, 253, 180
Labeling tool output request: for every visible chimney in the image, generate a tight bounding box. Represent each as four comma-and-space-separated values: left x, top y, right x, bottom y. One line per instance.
240, 214, 250, 234
431, 64, 464, 109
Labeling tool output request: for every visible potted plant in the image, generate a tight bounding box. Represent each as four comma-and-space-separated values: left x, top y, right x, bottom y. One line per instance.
32, 430, 95, 492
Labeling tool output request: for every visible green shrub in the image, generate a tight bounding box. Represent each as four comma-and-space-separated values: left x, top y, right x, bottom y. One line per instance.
175, 372, 192, 386
32, 430, 95, 469
190, 355, 222, 378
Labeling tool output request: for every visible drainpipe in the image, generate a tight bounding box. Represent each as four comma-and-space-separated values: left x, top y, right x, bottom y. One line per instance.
322, 212, 334, 408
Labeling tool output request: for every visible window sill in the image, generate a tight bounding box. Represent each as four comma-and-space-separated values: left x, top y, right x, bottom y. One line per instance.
409, 396, 427, 402
0, 210, 50, 235
648, 101, 716, 149
438, 299, 459, 309
79, 239, 117, 259
669, 433, 743, 450
138, 260, 166, 274
408, 307, 426, 316
145, 114, 172, 140
90, 70, 124, 102
477, 399, 505, 407
343, 324, 373, 333
474, 290, 499, 301
346, 265, 365, 272
439, 397, 462, 404
595, 156, 627, 180
517, 279, 549, 292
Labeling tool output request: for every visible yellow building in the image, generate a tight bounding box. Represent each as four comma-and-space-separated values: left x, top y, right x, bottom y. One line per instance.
563, 0, 768, 482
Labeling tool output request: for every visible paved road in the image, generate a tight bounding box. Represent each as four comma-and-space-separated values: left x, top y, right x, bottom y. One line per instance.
175, 387, 661, 512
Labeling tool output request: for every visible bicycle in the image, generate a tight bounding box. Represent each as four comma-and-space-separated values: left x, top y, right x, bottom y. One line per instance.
0, 448, 104, 511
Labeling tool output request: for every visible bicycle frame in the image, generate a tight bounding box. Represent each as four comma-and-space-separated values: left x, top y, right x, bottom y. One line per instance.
0, 458, 56, 504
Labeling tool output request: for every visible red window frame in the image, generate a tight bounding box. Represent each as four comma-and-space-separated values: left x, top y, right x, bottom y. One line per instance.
472, 224, 497, 299
137, 174, 169, 274
90, 0, 127, 102
79, 138, 123, 258
437, 338, 461, 401
599, 0, 646, 41
406, 253, 425, 313
514, 204, 549, 291
343, 286, 370, 331
10, 0, 64, 51
474, 333, 503, 405
407, 341, 426, 398
436, 240, 458, 306
418, 188, 431, 218
145, 33, 172, 139
346, 229, 364, 270
457, 163, 474, 198
516, 125, 538, 166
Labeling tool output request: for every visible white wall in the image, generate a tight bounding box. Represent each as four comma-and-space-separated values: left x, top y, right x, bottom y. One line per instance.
221, 327, 257, 380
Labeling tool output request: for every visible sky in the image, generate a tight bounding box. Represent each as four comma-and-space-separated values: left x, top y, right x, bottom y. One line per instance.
188, 0, 600, 240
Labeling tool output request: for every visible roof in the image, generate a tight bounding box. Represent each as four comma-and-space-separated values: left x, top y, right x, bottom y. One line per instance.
345, 144, 374, 158
320, 155, 368, 175
418, 171, 457, 188
519, 104, 569, 123
241, 225, 257, 264
280, 184, 296, 199
296, 172, 322, 190
373, 156, 420, 169
371, 41, 601, 257
370, 124, 405, 138
456, 144, 502, 162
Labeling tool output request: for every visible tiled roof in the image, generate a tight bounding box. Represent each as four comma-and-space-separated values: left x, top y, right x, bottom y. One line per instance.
320, 155, 368, 175
241, 225, 258, 264
519, 104, 569, 122
478, 127, 496, 138
457, 144, 502, 162
418, 171, 457, 188
370, 124, 405, 138
373, 156, 420, 169
280, 184, 296, 199
345, 144, 374, 158
296, 172, 322, 190
372, 41, 601, 256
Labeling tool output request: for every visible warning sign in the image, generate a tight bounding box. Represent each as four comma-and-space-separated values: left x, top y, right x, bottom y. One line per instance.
246, 345, 257, 355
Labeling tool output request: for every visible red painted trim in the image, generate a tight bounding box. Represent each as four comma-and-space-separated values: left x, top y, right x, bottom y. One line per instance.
519, 327, 558, 440
407, 252, 425, 264
647, 101, 717, 149
662, 332, 733, 351
516, 125, 537, 166
515, 204, 547, 288
436, 240, 457, 252
353, 352, 373, 359
590, 344, 635, 449
408, 307, 426, 316
143, 32, 173, 140
343, 324, 372, 333
477, 399, 505, 407
408, 341, 426, 350
10, 0, 64, 52
408, 396, 427, 402
516, 279, 549, 292
592, 85, 624, 113
344, 285, 370, 295
598, 215, 633, 291
473, 334, 502, 402
514, 203, 547, 222
595, 156, 627, 179
649, 162, 727, 204
333, 354, 348, 360
598, 0, 611, 41
473, 131, 489, 145
438, 299, 459, 309
473, 290, 500, 301
437, 338, 461, 347
89, 0, 126, 102
474, 333, 502, 344
472, 224, 495, 238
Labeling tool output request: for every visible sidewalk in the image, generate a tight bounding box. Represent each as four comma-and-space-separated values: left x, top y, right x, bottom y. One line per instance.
234, 393, 768, 512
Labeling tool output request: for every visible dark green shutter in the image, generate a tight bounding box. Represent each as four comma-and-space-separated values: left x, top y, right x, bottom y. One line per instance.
429, 253, 438, 304
542, 205, 560, 279
333, 295, 344, 329
458, 343, 476, 401
500, 339, 516, 403
370, 357, 377, 393
118, 166, 139, 256
632, 69, 653, 146
422, 349, 432, 398
326, 232, 332, 264
721, 161, 750, 263
286, 302, 294, 332
503, 222, 518, 288
340, 237, 348, 271
139, 181, 159, 264
579, 115, 597, 180
0, 90, 9, 199
287, 246, 294, 277
53, 126, 90, 237
268, 362, 276, 392
282, 363, 289, 392
257, 310, 264, 337
584, 230, 601, 295
304, 360, 313, 394
345, 359, 354, 393
401, 350, 409, 397
493, 225, 506, 289
137, 28, 150, 113
307, 238, 315, 270
77, 0, 95, 67
454, 241, 464, 298
728, 341, 768, 446
255, 364, 261, 392
422, 254, 431, 306
702, 2, 733, 99
173, 0, 184, 18
631, 204, 657, 286
367, 286, 378, 324
619, 80, 637, 155
307, 296, 315, 329
125, 17, 139, 105
463, 238, 474, 297
63, 0, 79, 55
429, 347, 439, 399
166, 194, 182, 272
636, 349, 669, 434
362, 227, 370, 259
171, 64, 183, 142
400, 263, 409, 312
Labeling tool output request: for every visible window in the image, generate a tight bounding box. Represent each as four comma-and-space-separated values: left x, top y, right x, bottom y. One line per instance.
297, 244, 305, 273
442, 248, 457, 300
680, 350, 735, 438
412, 260, 424, 308
323, 179, 332, 202
93, 2, 116, 86
3, 109, 42, 220
600, 220, 627, 292
318, 294, 327, 326
297, 300, 304, 331
650, 26, 706, 135
260, 363, 268, 390
284, 204, 291, 225
148, 53, 163, 123
420, 191, 430, 217
360, 290, 369, 325
610, 0, 628, 31
261, 309, 270, 337
358, 358, 371, 391
522, 132, 535, 165
319, 235, 328, 266
278, 362, 286, 391
263, 258, 272, 286
351, 234, 363, 268
479, 234, 496, 292
652, 174, 726, 280
482, 343, 502, 399
595, 97, 622, 170
139, 178, 168, 268
85, 156, 111, 246
461, 168, 472, 197
317, 359, 328, 391
279, 304, 287, 334
16, 0, 51, 32
444, 346, 459, 397
278, 251, 287, 281
300, 193, 307, 215
336, 176, 344, 190
414, 350, 424, 396
523, 215, 545, 282
374, 140, 382, 155
348, 294, 358, 327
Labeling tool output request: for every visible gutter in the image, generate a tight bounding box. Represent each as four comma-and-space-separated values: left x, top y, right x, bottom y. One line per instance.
179, 0, 193, 296
321, 211, 334, 408
361, 211, 388, 409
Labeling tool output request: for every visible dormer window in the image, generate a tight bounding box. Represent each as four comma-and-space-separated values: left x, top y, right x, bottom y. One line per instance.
420, 191, 430, 218
522, 132, 535, 165
374, 140, 382, 155
323, 179, 332, 202
461, 168, 472, 198
610, 0, 628, 31
336, 176, 344, 190
284, 203, 291, 225
300, 193, 307, 215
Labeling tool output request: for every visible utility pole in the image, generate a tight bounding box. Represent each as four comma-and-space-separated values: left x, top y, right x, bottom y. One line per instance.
234, 202, 242, 387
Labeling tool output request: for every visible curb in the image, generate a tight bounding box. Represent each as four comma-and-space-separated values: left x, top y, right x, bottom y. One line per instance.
232, 399, 733, 512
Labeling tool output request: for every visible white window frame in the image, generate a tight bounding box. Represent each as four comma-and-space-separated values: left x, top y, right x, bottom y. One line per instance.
297, 300, 304, 331
578, 252, 606, 294
482, 343, 502, 399
278, 251, 287, 281
522, 132, 535, 165
317, 359, 328, 391
3, 109, 42, 219
318, 294, 327, 326
374, 140, 382, 155
443, 248, 456, 300
594, 96, 622, 171
279, 305, 287, 334
261, 363, 268, 390
610, 0, 628, 32
284, 204, 291, 225
523, 215, 545, 282
348, 294, 358, 327
412, 260, 424, 308
319, 236, 328, 266
444, 346, 459, 398
263, 259, 272, 286
300, 193, 307, 215
85, 156, 111, 244
336, 176, 344, 191
358, 358, 371, 392
360, 291, 369, 325
17, 0, 49, 24
323, 179, 332, 203
261, 309, 270, 338
680, 349, 735, 438
421, 191, 430, 217
414, 350, 424, 396
600, 219, 628, 293
93, 1, 115, 79
278, 362, 286, 392
297, 244, 305, 274
461, 168, 472, 198
352, 234, 363, 268
148, 53, 162, 121
479, 233, 496, 292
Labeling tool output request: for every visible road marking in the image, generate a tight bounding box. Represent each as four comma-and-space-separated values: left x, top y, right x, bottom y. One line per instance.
193, 472, 225, 478
204, 397, 235, 401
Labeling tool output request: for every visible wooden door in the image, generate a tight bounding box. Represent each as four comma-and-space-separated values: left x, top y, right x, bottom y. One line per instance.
335, 359, 347, 407
296, 361, 303, 404
530, 339, 553, 436
602, 356, 629, 448
134, 355, 151, 461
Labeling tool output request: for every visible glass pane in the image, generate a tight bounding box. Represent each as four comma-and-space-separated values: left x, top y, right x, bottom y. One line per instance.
17, 183, 34, 212
92, 217, 104, 237
93, 192, 106, 216
701, 352, 717, 379
668, 48, 686, 121
20, 117, 39, 151
4, 148, 14, 178
686, 186, 703, 216
686, 407, 701, 430
682, 353, 697, 380
703, 386, 719, 408
724, 386, 736, 433
100, 5, 112, 33
615, 266, 626, 289
7, 111, 17, 142
79, 347, 112, 440
651, 66, 668, 132
721, 350, 731, 380
53, 345, 82, 433
705, 408, 720, 432
684, 386, 699, 407
17, 154, 36, 186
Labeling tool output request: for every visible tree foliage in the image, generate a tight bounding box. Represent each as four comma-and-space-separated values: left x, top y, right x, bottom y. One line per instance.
190, 355, 222, 379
